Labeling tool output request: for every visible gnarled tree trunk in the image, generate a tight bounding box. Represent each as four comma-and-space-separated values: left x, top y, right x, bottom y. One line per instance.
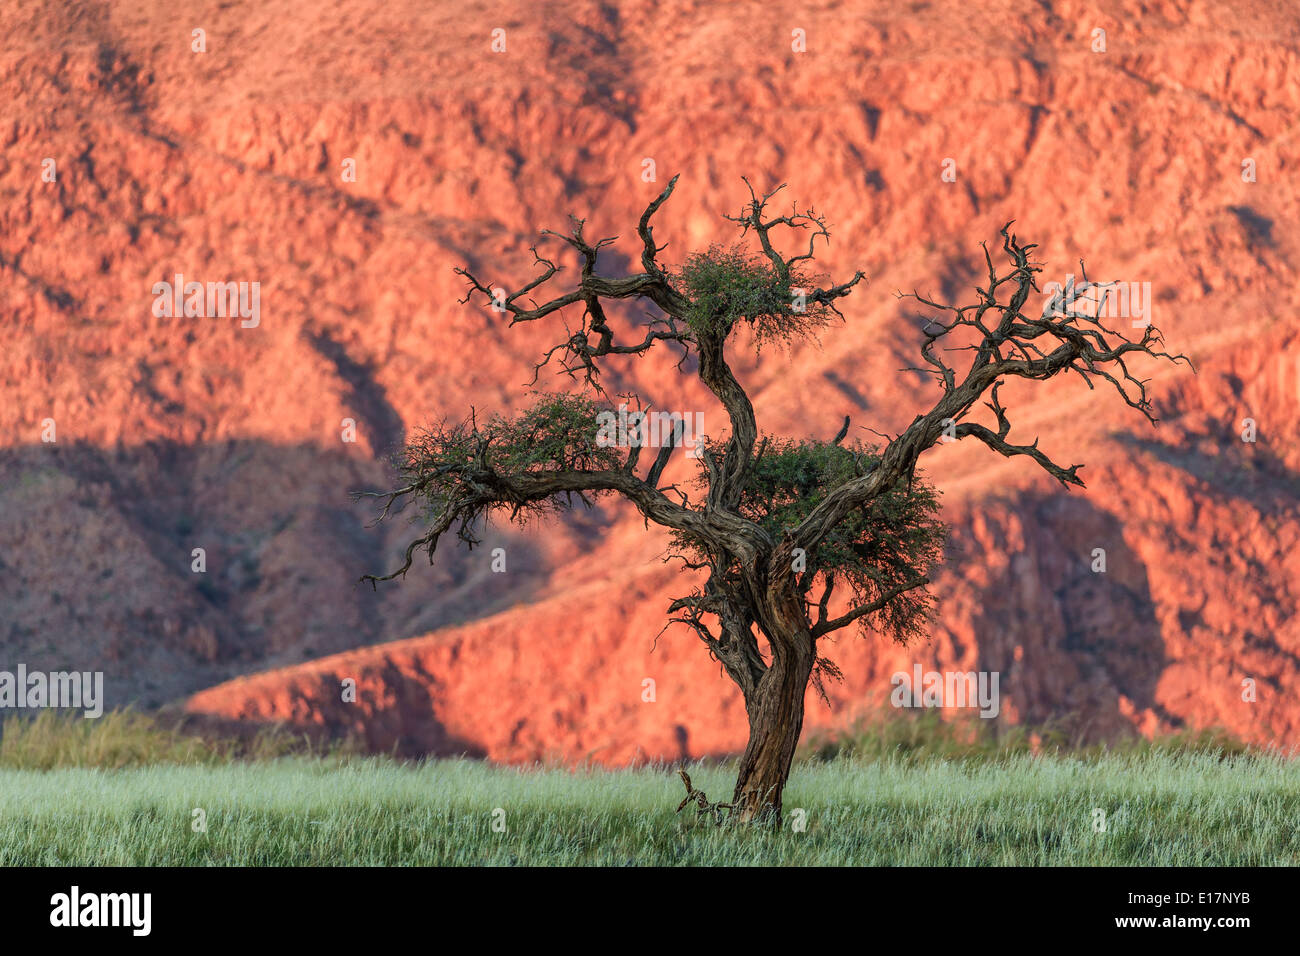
731, 604, 815, 823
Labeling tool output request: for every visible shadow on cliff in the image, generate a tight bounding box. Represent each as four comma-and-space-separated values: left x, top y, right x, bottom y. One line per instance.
4, 437, 1265, 761
954, 488, 1173, 745
0, 438, 554, 711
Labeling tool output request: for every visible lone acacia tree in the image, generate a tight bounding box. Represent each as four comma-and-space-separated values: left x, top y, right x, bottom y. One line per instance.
360, 176, 1189, 823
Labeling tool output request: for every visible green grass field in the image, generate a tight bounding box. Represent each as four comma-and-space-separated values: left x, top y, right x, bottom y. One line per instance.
1, 712, 1297, 865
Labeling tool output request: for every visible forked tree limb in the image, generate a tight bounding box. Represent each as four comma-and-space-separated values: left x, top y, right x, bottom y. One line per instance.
785, 223, 1192, 563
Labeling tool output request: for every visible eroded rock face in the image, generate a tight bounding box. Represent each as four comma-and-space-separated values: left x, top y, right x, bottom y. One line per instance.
3, 0, 1297, 756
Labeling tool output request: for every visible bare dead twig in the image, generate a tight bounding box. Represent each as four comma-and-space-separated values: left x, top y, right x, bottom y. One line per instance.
675, 768, 733, 825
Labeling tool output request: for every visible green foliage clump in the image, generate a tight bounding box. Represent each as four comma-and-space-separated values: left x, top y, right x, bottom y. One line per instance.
390, 391, 624, 536
674, 244, 837, 347
401, 392, 621, 481
677, 437, 946, 645
489, 392, 625, 473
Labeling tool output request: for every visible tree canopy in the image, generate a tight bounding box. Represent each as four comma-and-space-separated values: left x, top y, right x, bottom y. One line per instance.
359, 174, 1190, 821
